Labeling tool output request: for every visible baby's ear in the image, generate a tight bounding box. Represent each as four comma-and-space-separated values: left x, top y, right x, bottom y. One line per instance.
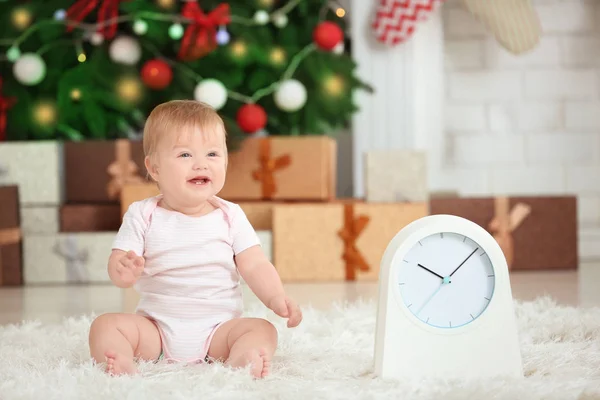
144, 155, 159, 181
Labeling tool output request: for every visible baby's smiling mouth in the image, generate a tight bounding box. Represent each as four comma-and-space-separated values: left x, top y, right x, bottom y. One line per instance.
188, 176, 210, 185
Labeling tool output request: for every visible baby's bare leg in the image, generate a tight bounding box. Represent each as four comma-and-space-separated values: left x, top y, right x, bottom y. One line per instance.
89, 313, 161, 375
208, 318, 278, 378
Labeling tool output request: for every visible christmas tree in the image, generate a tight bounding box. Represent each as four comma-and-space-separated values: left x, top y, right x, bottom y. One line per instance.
0, 0, 370, 146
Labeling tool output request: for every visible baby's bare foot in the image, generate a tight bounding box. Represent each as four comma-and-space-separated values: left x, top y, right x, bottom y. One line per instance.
104, 350, 137, 376
227, 348, 271, 379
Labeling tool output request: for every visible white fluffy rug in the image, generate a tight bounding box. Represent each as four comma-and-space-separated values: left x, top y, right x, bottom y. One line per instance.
1, 297, 600, 400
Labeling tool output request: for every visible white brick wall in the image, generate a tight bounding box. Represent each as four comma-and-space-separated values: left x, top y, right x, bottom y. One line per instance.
442, 0, 600, 228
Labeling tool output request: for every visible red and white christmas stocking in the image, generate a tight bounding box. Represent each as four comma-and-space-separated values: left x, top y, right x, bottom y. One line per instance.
372, 0, 445, 46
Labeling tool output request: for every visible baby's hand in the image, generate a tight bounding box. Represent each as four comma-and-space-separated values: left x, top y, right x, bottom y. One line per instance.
268, 295, 303, 328
116, 251, 145, 285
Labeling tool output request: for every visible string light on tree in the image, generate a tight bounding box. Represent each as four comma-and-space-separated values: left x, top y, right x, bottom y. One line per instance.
6, 47, 21, 62
12, 8, 32, 30
216, 27, 230, 45
169, 23, 184, 40
116, 77, 143, 104
269, 47, 286, 66
194, 79, 228, 110
230, 41, 248, 59
141, 59, 173, 90
33, 102, 57, 126
89, 32, 104, 46
323, 74, 345, 97
13, 53, 46, 86
133, 19, 148, 35
254, 10, 270, 25
109, 36, 141, 65
54, 9, 67, 21
156, 0, 175, 9
272, 13, 288, 28
274, 79, 307, 112
70, 88, 82, 101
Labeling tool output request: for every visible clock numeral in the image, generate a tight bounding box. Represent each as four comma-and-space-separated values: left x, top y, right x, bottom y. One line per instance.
426, 317, 430, 323
398, 282, 405, 285
440, 233, 444, 239
484, 297, 490, 301
480, 252, 487, 257
463, 236, 466, 243
403, 259, 409, 263
418, 241, 423, 246
488, 274, 495, 278
449, 321, 452, 327
407, 303, 412, 308
470, 313, 475, 320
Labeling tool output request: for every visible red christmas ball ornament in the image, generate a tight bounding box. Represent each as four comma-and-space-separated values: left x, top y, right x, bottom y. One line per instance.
141, 59, 173, 90
236, 104, 267, 133
313, 21, 343, 51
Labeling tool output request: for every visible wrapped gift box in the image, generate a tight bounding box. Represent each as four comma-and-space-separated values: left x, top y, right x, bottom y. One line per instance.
272, 201, 428, 282
65, 139, 149, 204
364, 150, 428, 202
60, 204, 121, 232
0, 142, 61, 206
429, 196, 578, 270
0, 185, 22, 286
121, 182, 160, 217
23, 232, 117, 284
219, 137, 336, 201
21, 206, 59, 234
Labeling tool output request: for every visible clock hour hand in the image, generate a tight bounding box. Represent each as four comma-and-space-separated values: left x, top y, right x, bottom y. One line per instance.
417, 263, 444, 280
449, 247, 479, 277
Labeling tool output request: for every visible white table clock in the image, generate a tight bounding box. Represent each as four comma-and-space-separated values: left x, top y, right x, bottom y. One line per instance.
374, 214, 523, 381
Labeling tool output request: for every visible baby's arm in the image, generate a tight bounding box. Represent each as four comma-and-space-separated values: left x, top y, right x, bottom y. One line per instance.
231, 205, 302, 327
110, 201, 148, 288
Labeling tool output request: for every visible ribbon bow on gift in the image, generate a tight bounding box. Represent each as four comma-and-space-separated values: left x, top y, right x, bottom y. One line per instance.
65, 0, 127, 40
488, 197, 531, 269
252, 139, 291, 199
338, 204, 370, 281
106, 139, 145, 200
178, 2, 231, 61
53, 236, 90, 283
0, 77, 17, 142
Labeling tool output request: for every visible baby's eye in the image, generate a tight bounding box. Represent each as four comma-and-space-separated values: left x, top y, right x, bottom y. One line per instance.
179, 152, 191, 158
208, 152, 218, 157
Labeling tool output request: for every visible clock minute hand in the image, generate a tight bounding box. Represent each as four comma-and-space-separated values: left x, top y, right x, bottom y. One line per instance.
449, 247, 479, 277
417, 263, 444, 280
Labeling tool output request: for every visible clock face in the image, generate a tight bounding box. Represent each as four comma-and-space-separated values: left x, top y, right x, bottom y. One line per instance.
397, 232, 495, 329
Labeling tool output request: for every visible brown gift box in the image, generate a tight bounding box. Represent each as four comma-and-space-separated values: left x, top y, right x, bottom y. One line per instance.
219, 137, 336, 201
60, 204, 121, 232
0, 185, 22, 286
65, 139, 149, 204
429, 196, 578, 270
120, 183, 161, 217
273, 201, 428, 282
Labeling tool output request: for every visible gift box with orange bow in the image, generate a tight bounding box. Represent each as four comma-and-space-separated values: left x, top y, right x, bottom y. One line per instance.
0, 185, 22, 286
271, 201, 427, 282
429, 195, 578, 270
218, 137, 337, 202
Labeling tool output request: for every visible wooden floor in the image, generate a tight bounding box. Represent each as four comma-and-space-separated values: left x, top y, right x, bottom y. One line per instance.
0, 263, 599, 326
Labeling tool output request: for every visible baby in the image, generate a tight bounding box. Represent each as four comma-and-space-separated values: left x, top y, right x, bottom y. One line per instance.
88, 100, 302, 378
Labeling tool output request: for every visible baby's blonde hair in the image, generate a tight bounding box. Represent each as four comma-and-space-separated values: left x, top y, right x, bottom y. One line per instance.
143, 100, 227, 161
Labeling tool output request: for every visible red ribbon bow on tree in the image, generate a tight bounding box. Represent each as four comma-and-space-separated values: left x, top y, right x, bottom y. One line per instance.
66, 0, 126, 40
178, 2, 231, 61
0, 77, 17, 142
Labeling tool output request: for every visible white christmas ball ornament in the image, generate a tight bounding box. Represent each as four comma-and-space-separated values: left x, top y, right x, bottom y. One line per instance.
109, 36, 141, 65
272, 13, 288, 28
194, 79, 228, 110
333, 42, 345, 55
254, 10, 270, 25
13, 53, 46, 86
274, 79, 307, 112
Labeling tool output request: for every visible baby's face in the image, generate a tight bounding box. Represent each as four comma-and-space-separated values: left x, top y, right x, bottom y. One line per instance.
151, 125, 227, 206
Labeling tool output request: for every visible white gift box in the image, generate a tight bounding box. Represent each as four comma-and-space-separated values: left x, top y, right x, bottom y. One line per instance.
20, 206, 59, 234
0, 142, 62, 206
364, 150, 428, 203
23, 232, 115, 284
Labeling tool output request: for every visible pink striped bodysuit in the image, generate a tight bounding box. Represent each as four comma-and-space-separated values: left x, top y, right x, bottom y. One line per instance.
112, 195, 261, 363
